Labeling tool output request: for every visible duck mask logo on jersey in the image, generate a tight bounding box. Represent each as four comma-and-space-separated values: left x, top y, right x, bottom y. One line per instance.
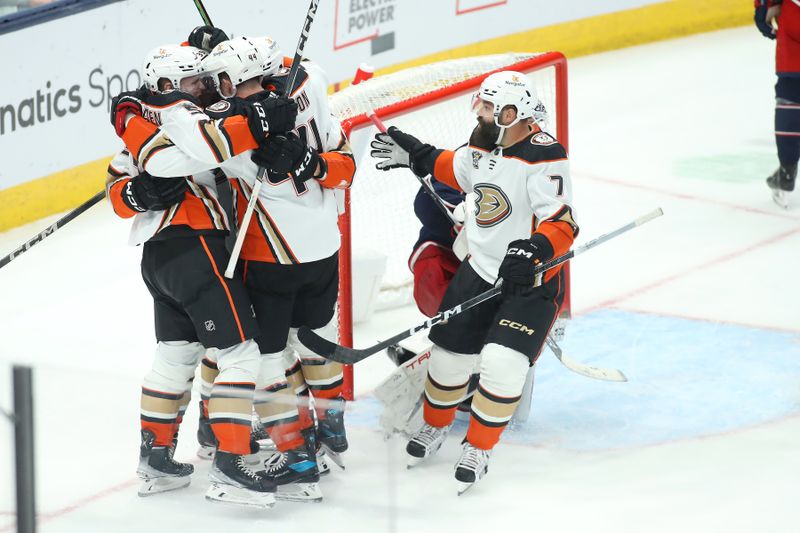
473, 183, 512, 227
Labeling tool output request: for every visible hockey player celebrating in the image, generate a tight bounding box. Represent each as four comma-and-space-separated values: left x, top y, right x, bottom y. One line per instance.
755, 0, 800, 207
106, 44, 284, 507
113, 31, 355, 502
370, 71, 577, 493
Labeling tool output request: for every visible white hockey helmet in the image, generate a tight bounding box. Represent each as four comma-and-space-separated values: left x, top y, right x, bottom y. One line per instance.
142, 45, 208, 93
250, 36, 283, 77
202, 36, 266, 97
472, 71, 543, 129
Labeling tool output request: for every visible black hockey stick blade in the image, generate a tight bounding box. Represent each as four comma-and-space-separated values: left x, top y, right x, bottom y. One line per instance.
300, 208, 663, 364
0, 190, 105, 271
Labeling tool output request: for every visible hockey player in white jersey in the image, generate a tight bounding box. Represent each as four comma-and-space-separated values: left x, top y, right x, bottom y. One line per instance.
114, 33, 355, 502
370, 71, 578, 493
106, 43, 294, 508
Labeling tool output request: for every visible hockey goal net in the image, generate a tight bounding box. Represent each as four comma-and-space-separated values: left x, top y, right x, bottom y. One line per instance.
330, 52, 569, 397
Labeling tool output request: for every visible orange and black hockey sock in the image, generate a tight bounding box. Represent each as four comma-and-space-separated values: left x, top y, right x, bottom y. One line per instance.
209, 382, 256, 455
300, 358, 344, 420
140, 387, 183, 447
466, 385, 521, 450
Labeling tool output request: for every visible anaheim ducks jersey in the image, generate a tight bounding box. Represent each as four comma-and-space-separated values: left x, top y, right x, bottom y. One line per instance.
433, 130, 578, 284
106, 102, 231, 247
120, 61, 354, 264
223, 61, 353, 264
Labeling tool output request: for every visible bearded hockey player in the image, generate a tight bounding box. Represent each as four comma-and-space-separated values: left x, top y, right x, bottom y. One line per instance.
370, 71, 577, 493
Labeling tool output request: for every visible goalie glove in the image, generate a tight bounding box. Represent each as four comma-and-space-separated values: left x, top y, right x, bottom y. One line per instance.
370, 126, 439, 178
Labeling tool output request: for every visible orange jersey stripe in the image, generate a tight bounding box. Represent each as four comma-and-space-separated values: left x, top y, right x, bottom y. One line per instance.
198, 235, 246, 343
220, 115, 259, 155
317, 151, 355, 189
121, 116, 159, 161
433, 150, 461, 191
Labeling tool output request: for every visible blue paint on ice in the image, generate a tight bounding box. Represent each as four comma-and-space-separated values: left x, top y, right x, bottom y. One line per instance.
347, 310, 800, 451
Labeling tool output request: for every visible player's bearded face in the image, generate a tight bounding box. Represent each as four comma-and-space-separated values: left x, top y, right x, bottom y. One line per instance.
470, 115, 501, 150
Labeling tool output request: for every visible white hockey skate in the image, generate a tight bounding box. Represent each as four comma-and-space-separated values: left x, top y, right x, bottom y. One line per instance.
206, 451, 276, 509
406, 423, 450, 468
454, 442, 491, 495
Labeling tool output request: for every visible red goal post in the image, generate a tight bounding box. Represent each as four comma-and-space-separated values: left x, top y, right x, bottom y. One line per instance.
329, 52, 569, 399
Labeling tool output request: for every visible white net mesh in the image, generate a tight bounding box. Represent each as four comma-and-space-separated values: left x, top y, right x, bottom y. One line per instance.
330, 53, 564, 312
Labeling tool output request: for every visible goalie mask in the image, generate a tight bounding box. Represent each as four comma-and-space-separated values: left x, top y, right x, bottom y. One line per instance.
142, 45, 209, 95
202, 36, 266, 98
471, 71, 546, 144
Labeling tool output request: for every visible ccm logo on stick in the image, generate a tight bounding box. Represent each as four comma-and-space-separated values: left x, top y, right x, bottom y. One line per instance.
498, 319, 534, 335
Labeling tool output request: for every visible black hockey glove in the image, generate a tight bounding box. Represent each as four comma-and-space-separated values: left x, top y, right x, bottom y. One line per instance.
187, 25, 229, 51
497, 235, 554, 295
754, 3, 777, 39
237, 97, 298, 142
121, 173, 188, 213
110, 85, 150, 137
252, 132, 322, 184
371, 127, 440, 178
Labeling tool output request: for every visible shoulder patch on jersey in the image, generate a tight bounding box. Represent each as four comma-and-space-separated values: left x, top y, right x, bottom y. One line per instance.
206, 100, 231, 113
531, 132, 555, 146
471, 149, 483, 169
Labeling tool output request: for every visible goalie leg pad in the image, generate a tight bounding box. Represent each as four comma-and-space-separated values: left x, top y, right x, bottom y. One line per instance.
423, 346, 478, 428
141, 341, 204, 446
208, 340, 260, 455
466, 344, 529, 450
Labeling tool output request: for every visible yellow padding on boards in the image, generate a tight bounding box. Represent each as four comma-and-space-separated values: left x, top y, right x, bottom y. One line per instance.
2, 0, 750, 231
0, 156, 110, 232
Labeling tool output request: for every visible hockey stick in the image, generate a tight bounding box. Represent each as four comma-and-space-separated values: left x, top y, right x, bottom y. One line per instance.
0, 191, 106, 271
224, 0, 322, 278
366, 107, 459, 225
192, 0, 214, 26
545, 336, 627, 382
298, 208, 664, 363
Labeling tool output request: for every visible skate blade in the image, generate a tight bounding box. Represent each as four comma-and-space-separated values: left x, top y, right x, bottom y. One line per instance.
205, 482, 276, 509
137, 474, 191, 497
457, 481, 475, 496
406, 454, 425, 469
320, 443, 345, 470
276, 482, 324, 503
771, 189, 790, 209
197, 445, 215, 460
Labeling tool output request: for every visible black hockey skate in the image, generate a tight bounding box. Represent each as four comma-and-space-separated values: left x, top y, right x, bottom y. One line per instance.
302, 426, 331, 476
137, 429, 194, 497
766, 166, 797, 208
196, 401, 217, 460
317, 397, 348, 469
454, 441, 491, 495
260, 443, 323, 503
206, 450, 277, 509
